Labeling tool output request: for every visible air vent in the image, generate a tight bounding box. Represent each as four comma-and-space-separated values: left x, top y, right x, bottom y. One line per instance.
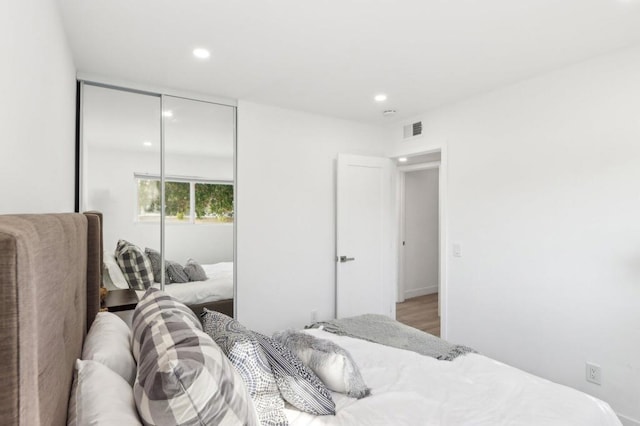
403, 121, 423, 139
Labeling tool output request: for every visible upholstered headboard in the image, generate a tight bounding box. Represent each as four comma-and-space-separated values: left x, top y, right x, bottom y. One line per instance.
0, 213, 102, 426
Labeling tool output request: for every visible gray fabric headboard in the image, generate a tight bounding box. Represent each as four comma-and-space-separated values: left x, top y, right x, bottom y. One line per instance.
0, 213, 102, 426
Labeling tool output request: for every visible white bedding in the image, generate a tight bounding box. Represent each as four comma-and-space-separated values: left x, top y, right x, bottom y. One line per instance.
135, 262, 233, 305
287, 329, 621, 426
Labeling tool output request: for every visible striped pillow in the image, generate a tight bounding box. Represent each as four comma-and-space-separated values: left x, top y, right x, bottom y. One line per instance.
255, 333, 336, 416
201, 309, 288, 426
115, 240, 154, 290
132, 289, 258, 426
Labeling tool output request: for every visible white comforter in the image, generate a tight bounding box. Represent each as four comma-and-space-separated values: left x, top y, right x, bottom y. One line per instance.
286, 329, 621, 426
136, 262, 233, 305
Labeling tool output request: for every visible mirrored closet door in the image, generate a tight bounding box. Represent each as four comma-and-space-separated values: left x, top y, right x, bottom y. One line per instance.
79, 83, 236, 316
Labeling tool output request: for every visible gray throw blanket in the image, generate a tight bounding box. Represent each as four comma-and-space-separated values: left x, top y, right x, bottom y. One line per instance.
307, 314, 476, 361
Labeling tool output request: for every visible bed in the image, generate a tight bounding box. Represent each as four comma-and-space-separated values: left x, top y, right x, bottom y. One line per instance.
104, 249, 234, 317
0, 213, 622, 426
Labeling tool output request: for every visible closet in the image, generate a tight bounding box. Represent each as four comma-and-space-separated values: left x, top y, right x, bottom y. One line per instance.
77, 82, 236, 312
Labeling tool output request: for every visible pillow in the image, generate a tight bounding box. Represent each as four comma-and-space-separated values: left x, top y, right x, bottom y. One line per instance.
166, 259, 189, 283
184, 258, 208, 281
82, 311, 136, 385
131, 287, 202, 361
201, 309, 287, 425
273, 330, 370, 399
132, 288, 258, 425
115, 240, 154, 290
254, 332, 335, 416
103, 253, 129, 290
144, 247, 162, 283
67, 359, 141, 426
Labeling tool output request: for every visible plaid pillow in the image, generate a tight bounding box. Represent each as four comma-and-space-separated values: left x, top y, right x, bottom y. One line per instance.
201, 309, 288, 426
131, 287, 202, 361
255, 333, 335, 416
115, 240, 154, 290
132, 288, 258, 426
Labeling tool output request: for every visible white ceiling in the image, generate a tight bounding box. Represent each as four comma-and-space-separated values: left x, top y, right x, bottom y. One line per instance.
57, 0, 640, 124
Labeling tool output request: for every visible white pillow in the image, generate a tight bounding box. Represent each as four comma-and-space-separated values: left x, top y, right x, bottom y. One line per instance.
67, 359, 141, 426
82, 312, 136, 385
104, 253, 129, 289
273, 330, 370, 399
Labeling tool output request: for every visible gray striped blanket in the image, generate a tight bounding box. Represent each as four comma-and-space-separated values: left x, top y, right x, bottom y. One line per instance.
308, 314, 476, 361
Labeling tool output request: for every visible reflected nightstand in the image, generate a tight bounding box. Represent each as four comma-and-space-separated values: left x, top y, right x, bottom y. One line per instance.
103, 288, 139, 312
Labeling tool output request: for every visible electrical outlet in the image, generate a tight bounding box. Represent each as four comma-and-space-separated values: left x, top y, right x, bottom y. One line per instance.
310, 309, 318, 323
586, 362, 601, 385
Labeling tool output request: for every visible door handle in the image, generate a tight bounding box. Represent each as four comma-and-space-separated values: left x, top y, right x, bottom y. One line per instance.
339, 256, 355, 263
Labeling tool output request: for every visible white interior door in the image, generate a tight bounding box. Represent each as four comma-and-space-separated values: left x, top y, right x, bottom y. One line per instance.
336, 154, 393, 319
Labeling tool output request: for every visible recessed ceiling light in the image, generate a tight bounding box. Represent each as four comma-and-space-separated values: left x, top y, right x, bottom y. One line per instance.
398, 157, 408, 163
162, 110, 173, 118
143, 141, 153, 147
193, 48, 211, 59
374, 94, 387, 102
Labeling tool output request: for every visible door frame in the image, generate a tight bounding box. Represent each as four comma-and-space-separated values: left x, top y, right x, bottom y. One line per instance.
397, 160, 441, 304
392, 145, 448, 339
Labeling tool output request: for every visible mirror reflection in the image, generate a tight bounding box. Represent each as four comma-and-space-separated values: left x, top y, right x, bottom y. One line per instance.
163, 96, 235, 315
81, 84, 235, 316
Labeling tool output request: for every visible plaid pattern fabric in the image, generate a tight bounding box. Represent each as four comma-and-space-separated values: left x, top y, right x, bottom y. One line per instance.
131, 288, 202, 361
132, 288, 258, 426
201, 309, 288, 426
255, 333, 336, 416
115, 240, 154, 290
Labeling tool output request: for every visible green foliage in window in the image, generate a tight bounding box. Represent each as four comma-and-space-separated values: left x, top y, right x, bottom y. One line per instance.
195, 183, 234, 221
137, 178, 233, 223
165, 181, 190, 219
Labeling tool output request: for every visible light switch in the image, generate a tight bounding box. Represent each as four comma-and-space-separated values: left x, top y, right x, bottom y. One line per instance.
453, 243, 462, 257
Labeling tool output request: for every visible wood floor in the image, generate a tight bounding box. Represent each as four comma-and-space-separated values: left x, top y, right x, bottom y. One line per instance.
396, 293, 440, 337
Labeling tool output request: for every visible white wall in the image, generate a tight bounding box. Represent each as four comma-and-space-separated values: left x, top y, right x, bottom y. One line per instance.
84, 146, 233, 264
0, 1, 76, 213
236, 101, 387, 334
387, 45, 640, 423
403, 168, 439, 299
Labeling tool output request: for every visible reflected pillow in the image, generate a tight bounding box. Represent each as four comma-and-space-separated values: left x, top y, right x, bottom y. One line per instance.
184, 258, 208, 281
166, 260, 189, 283
144, 248, 162, 283
115, 240, 154, 290
103, 253, 129, 290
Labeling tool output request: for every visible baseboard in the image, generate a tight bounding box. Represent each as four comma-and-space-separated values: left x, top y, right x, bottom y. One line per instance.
404, 285, 437, 299
618, 413, 640, 426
